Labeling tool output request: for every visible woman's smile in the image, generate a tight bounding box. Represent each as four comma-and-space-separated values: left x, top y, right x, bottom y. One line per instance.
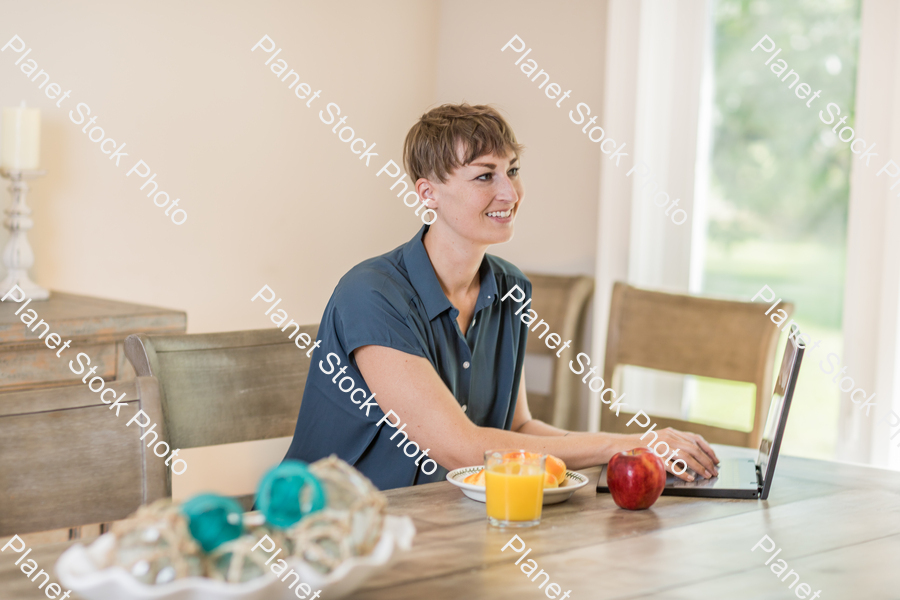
486, 206, 515, 223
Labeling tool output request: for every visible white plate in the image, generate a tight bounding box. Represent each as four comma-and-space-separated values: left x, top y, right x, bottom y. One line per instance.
55, 515, 415, 600
446, 466, 590, 505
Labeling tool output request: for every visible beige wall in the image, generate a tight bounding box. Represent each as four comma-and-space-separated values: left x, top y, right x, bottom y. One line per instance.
1, 0, 440, 335
1, 0, 605, 497
434, 0, 606, 275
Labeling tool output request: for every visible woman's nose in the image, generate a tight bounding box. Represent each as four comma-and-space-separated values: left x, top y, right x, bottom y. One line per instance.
495, 176, 518, 202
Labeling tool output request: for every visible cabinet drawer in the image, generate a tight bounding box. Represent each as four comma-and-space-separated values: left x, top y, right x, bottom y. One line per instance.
0, 343, 117, 391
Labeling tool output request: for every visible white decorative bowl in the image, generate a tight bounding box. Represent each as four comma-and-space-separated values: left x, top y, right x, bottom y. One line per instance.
446, 466, 589, 505
55, 515, 415, 600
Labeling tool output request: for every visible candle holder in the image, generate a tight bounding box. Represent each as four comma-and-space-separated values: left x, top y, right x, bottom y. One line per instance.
0, 167, 49, 300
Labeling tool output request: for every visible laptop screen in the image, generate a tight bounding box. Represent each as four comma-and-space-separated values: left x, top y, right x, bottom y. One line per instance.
756, 336, 804, 494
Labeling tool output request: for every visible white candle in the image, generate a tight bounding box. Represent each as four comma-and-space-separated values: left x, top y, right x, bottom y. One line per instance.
1, 104, 41, 170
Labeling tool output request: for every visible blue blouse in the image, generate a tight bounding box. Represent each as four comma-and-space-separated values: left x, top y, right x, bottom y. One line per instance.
283, 225, 531, 490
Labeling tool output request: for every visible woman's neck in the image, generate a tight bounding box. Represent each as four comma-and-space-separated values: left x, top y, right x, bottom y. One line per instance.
422, 224, 486, 301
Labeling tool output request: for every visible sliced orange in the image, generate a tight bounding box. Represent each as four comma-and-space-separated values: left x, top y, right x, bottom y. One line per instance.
501, 451, 540, 461
546, 455, 567, 485
463, 469, 485, 486
498, 452, 566, 485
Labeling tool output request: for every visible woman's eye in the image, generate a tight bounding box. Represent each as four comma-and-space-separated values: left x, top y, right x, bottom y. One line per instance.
508, 167, 520, 176
476, 172, 493, 181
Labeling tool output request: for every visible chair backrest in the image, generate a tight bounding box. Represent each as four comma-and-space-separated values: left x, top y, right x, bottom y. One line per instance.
0, 377, 168, 536
523, 273, 594, 430
124, 327, 316, 451
601, 282, 791, 448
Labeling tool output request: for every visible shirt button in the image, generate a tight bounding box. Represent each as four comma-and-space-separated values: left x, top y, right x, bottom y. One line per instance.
463, 361, 471, 369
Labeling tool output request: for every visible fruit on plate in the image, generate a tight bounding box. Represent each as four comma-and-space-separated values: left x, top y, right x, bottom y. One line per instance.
545, 455, 567, 485
462, 452, 567, 489
506, 453, 566, 486
543, 471, 559, 488
501, 450, 533, 461
463, 469, 486, 486
501, 452, 566, 475
607, 447, 667, 510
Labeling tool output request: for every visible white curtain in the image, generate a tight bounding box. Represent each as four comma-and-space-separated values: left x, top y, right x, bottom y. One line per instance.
589, 0, 710, 431
838, 0, 900, 469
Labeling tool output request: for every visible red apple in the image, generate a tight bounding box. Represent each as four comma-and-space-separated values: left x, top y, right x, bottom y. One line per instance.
607, 447, 667, 510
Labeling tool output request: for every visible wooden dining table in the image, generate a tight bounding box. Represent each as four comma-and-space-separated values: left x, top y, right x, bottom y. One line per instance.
2, 445, 896, 599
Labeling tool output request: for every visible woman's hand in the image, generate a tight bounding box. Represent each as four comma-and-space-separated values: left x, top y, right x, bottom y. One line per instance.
646, 427, 720, 482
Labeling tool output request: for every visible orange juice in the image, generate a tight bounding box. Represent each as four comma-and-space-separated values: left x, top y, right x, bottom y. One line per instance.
484, 451, 545, 526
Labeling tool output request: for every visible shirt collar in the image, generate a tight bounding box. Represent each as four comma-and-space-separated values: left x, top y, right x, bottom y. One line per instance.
403, 225, 499, 321
474, 257, 499, 313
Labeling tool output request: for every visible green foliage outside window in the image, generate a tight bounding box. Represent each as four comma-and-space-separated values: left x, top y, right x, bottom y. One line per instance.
689, 0, 861, 459
705, 0, 860, 329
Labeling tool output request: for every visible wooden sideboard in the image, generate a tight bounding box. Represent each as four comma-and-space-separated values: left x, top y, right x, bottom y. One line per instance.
0, 291, 186, 543
0, 292, 186, 394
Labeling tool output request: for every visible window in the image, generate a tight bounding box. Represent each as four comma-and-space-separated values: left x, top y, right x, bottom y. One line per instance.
690, 0, 862, 459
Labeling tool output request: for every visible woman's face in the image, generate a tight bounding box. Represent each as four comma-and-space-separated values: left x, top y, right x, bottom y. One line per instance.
419, 148, 524, 247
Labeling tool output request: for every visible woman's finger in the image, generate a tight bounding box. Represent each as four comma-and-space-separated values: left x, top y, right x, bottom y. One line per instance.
660, 431, 715, 478
654, 429, 714, 478
682, 440, 718, 478
666, 450, 705, 481
692, 434, 719, 465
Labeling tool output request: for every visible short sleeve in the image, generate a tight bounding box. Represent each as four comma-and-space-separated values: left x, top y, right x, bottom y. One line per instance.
332, 267, 427, 359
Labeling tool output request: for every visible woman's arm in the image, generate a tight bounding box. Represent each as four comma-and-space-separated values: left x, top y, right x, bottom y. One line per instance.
353, 345, 718, 480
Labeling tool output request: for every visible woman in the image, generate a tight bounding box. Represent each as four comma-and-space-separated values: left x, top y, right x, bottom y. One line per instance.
284, 103, 718, 489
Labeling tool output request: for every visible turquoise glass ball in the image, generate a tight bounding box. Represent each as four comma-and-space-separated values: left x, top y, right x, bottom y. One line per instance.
256, 460, 326, 528
181, 494, 244, 552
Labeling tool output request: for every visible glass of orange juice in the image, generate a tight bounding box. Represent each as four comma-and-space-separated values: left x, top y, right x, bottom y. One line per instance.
484, 450, 545, 528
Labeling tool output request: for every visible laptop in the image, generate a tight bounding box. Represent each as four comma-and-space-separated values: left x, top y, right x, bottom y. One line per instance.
596, 335, 804, 500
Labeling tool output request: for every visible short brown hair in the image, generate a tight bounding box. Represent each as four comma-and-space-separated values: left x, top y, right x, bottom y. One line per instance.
403, 103, 524, 183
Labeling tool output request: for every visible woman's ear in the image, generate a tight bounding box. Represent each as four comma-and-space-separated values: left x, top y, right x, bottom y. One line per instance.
416, 178, 437, 208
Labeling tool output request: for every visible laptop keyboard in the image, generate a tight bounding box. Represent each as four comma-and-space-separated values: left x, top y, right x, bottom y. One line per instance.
670, 469, 719, 488
667, 460, 758, 489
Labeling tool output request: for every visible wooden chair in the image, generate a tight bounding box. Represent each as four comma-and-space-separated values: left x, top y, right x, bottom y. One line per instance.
600, 282, 791, 448
523, 273, 594, 430
0, 377, 168, 537
124, 327, 317, 499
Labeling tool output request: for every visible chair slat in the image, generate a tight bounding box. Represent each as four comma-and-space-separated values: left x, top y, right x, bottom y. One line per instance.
522, 273, 594, 430
0, 377, 168, 536
602, 282, 790, 447
124, 327, 316, 450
